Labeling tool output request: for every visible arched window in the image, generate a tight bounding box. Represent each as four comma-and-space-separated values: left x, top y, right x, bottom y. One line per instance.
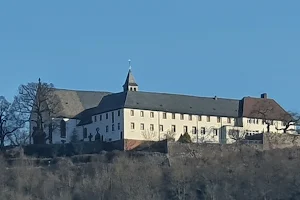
83, 128, 87, 139
60, 120, 66, 138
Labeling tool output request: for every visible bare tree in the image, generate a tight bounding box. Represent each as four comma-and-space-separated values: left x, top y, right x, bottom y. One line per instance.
15, 78, 62, 144
228, 129, 246, 141
0, 96, 26, 148
249, 101, 274, 133
275, 111, 300, 133
163, 130, 176, 141
142, 130, 157, 141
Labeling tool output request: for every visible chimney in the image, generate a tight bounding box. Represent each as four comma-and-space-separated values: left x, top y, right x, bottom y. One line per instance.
261, 93, 267, 99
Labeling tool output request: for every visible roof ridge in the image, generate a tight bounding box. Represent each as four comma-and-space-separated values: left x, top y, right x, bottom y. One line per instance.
129, 91, 240, 101
54, 88, 111, 93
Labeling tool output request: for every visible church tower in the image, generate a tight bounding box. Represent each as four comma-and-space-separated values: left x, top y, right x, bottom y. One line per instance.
123, 59, 138, 92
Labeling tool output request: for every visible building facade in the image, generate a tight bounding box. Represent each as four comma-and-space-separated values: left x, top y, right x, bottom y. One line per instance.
31, 67, 296, 144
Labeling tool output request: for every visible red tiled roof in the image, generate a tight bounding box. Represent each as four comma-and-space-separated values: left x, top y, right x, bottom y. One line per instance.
242, 97, 292, 121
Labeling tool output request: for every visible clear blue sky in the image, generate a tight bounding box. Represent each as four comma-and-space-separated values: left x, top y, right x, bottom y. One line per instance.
0, 1, 299, 112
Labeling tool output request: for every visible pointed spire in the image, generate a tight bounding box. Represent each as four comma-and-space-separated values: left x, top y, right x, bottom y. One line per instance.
123, 59, 138, 92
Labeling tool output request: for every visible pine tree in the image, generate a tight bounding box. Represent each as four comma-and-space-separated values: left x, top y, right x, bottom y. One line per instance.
178, 132, 192, 143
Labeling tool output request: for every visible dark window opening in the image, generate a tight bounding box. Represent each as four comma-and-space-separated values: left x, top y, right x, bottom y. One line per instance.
60, 120, 66, 138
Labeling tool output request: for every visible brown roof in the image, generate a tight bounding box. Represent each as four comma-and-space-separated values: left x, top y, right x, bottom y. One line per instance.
52, 89, 111, 118
242, 97, 292, 121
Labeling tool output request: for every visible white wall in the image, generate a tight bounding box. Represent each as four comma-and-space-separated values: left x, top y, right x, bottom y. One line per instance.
123, 108, 296, 144
46, 118, 80, 144
123, 108, 239, 143
242, 117, 296, 135
83, 109, 124, 142
46, 108, 296, 144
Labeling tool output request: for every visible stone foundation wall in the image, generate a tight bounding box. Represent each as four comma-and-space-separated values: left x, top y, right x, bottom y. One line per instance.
263, 132, 300, 150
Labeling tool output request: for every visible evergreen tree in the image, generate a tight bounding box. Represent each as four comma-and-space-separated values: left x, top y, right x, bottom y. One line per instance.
178, 132, 192, 143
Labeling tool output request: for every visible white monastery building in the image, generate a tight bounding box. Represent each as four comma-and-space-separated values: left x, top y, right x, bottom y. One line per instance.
31, 64, 295, 144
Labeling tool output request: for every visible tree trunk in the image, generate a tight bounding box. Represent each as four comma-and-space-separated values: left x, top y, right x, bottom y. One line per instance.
0, 135, 5, 149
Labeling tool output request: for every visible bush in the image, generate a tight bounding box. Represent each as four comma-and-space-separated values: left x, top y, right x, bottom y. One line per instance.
1, 146, 300, 199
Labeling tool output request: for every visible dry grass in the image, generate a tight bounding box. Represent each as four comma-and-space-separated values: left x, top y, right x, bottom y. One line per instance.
1, 145, 300, 200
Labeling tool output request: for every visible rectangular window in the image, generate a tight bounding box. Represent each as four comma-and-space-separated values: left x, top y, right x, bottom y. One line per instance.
118, 110, 121, 116
100, 115, 102, 121
183, 126, 188, 133
213, 128, 218, 136
217, 117, 221, 123
112, 124, 115, 131
171, 125, 176, 132
180, 114, 184, 120
163, 112, 167, 119
130, 110, 134, 116
140, 123, 144, 130
131, 122, 135, 129
94, 115, 97, 122
189, 115, 192, 121
150, 124, 154, 131
118, 123, 120, 130
200, 127, 205, 135
192, 126, 197, 134
140, 111, 144, 117
106, 125, 109, 132
159, 125, 163, 132
112, 112, 114, 123
106, 113, 108, 119
150, 112, 154, 118
198, 115, 202, 121
207, 116, 210, 122
227, 117, 231, 123
172, 113, 175, 119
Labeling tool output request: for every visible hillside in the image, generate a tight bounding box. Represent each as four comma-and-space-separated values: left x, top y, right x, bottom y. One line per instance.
1, 143, 300, 200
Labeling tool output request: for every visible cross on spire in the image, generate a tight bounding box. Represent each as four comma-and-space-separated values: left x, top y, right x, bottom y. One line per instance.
128, 59, 132, 70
